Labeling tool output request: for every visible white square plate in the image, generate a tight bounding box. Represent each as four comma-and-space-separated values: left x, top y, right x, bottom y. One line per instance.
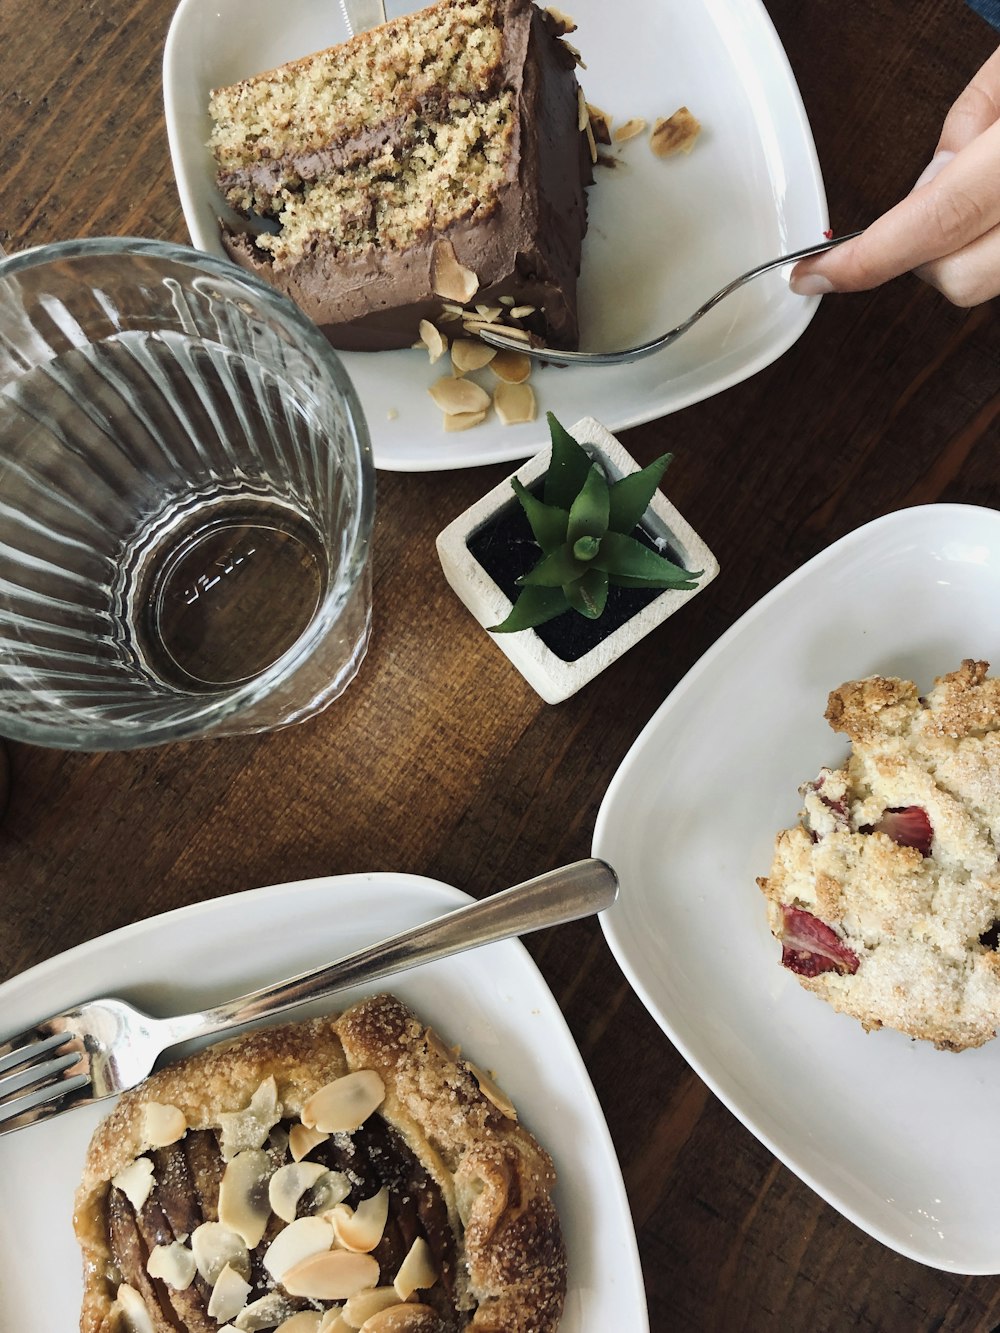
0, 873, 647, 1327
163, 0, 828, 471
593, 504, 1000, 1274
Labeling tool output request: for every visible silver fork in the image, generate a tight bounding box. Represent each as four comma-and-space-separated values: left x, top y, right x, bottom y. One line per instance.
479, 231, 864, 366
0, 858, 618, 1136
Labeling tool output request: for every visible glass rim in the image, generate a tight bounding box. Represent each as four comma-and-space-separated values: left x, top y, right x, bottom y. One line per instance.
0, 236, 376, 750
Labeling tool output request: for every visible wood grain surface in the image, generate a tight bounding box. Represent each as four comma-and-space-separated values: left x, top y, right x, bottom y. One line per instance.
3, 1, 1000, 1329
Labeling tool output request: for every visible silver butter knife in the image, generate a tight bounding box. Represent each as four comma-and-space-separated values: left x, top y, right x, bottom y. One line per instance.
339, 0, 387, 36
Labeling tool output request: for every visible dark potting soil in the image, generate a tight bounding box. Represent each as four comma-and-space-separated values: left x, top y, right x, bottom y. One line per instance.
467, 486, 688, 663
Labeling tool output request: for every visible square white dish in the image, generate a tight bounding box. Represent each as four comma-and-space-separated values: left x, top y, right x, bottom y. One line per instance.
0, 872, 647, 1328
163, 0, 828, 472
592, 504, 1000, 1274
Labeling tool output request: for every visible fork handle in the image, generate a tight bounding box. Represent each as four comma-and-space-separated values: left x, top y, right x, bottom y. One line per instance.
163, 859, 618, 1045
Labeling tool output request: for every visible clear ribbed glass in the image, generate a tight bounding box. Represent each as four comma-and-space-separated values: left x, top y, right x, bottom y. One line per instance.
0, 238, 374, 750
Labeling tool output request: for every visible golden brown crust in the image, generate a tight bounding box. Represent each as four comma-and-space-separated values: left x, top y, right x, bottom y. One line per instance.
75, 994, 566, 1333
761, 662, 1000, 1050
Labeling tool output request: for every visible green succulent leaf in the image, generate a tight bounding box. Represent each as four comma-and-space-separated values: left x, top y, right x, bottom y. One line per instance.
607, 453, 673, 533
544, 412, 592, 509
489, 584, 571, 633
519, 545, 589, 588
593, 530, 700, 586
564, 567, 609, 619
511, 477, 568, 554
567, 464, 610, 543
573, 535, 601, 561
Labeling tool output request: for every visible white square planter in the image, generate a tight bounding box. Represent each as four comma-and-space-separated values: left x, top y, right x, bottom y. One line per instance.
436, 416, 720, 704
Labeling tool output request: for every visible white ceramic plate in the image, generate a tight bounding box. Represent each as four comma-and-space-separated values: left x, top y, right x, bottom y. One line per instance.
593, 504, 1000, 1275
0, 873, 646, 1328
163, 0, 827, 472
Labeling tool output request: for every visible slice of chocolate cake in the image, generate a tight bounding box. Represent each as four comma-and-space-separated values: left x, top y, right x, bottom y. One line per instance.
208, 0, 592, 351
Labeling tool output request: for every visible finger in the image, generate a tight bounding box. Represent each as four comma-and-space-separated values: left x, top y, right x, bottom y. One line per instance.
916, 216, 1000, 305
790, 116, 1000, 294
937, 44, 1000, 154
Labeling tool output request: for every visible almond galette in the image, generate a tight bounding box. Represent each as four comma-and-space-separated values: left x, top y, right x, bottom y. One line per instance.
74, 993, 566, 1332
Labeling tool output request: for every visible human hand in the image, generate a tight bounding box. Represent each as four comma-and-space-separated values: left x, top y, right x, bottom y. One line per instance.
790, 45, 1000, 306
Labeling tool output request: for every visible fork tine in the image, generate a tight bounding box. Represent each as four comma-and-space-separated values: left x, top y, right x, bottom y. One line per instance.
0, 1028, 72, 1077
0, 1075, 92, 1136
0, 1048, 84, 1102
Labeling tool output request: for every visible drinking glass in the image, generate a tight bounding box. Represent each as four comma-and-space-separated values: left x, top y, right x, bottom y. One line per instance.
0, 237, 375, 750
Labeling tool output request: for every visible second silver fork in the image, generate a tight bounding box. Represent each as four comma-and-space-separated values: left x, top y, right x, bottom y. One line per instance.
0, 858, 618, 1135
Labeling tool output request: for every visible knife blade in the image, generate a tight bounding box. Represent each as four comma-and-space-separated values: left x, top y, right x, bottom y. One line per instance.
338, 0, 387, 36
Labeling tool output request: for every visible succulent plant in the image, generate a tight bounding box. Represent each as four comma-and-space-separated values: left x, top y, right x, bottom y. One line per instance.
490, 414, 701, 633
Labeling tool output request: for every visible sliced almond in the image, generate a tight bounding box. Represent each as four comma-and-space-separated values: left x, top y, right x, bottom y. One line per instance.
190, 1221, 250, 1285
218, 1148, 273, 1248
489, 350, 533, 385
577, 85, 589, 133
544, 5, 577, 33
451, 339, 497, 374
147, 1241, 197, 1290
499, 294, 516, 306
218, 1076, 281, 1161
562, 38, 586, 66
493, 382, 537, 427
509, 305, 536, 319
342, 1286, 403, 1326
650, 106, 702, 157
393, 1237, 437, 1301
585, 117, 598, 164
208, 1263, 252, 1324
289, 1123, 330, 1162
269, 1161, 330, 1224
417, 319, 447, 364
444, 409, 488, 432
359, 1306, 442, 1333
141, 1101, 187, 1148
328, 1187, 389, 1253
614, 116, 647, 143
283, 1250, 380, 1302
466, 1061, 519, 1119
275, 1314, 324, 1333
467, 322, 531, 344
301, 1070, 386, 1134
112, 1157, 155, 1213
474, 304, 503, 322
319, 1310, 354, 1333
309, 1168, 353, 1213
428, 377, 491, 416
233, 1292, 297, 1331
430, 240, 479, 303
263, 1215, 334, 1283
116, 1284, 156, 1333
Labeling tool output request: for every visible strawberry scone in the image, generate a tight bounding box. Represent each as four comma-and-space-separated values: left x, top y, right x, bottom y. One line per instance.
758, 659, 1000, 1051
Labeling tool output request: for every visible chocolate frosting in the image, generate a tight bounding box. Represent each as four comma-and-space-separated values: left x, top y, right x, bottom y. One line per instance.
218, 0, 592, 352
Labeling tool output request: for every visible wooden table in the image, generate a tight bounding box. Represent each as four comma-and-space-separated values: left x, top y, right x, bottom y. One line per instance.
3, 1, 1000, 1328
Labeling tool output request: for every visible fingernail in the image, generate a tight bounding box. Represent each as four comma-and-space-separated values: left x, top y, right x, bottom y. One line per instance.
789, 272, 835, 296
911, 149, 955, 191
